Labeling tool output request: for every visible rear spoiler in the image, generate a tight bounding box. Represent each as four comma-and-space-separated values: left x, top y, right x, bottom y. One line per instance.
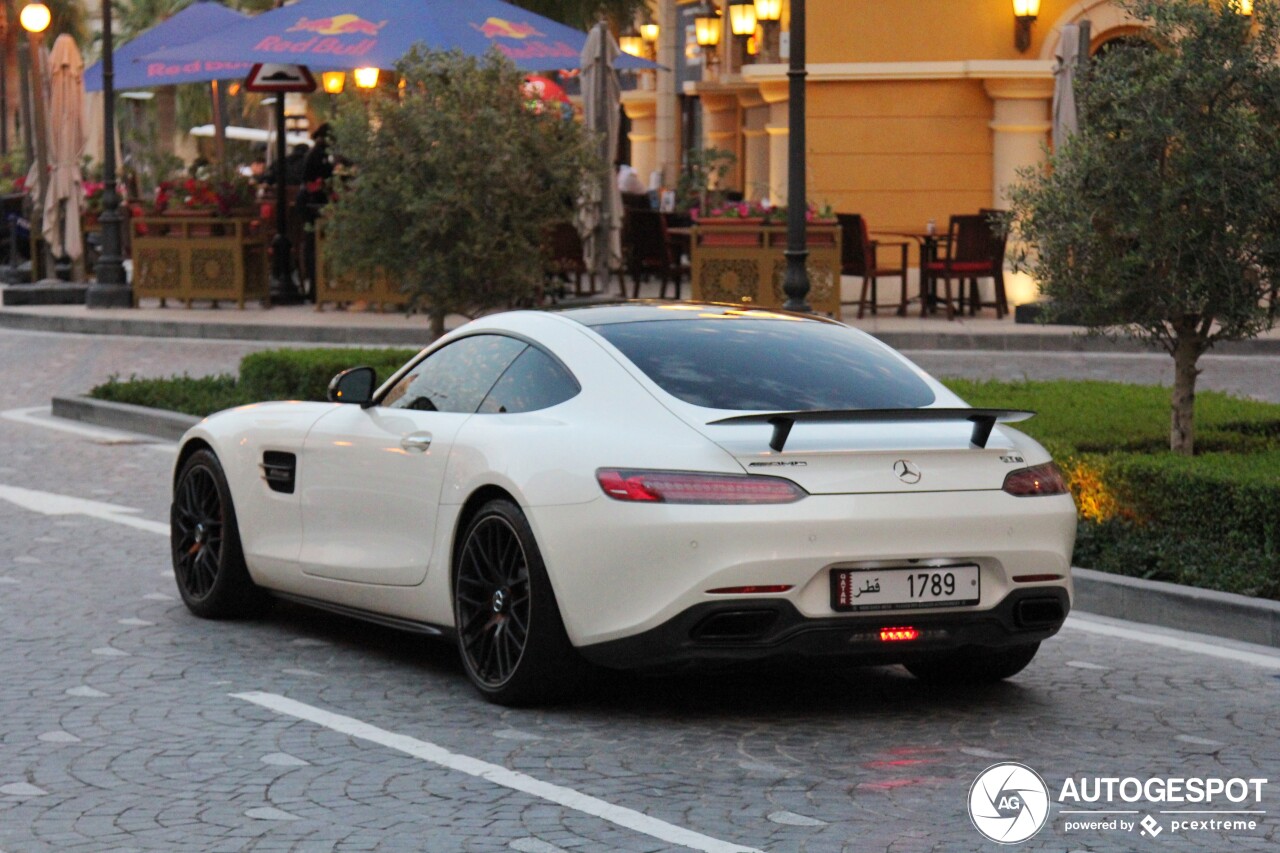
709, 408, 1035, 453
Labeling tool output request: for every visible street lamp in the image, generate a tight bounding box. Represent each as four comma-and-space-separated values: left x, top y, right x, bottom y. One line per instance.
321, 71, 346, 95
727, 0, 756, 71
782, 0, 810, 312
353, 66, 379, 90
86, 0, 130, 306
20, 3, 50, 283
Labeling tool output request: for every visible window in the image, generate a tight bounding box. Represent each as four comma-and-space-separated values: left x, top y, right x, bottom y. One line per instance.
478, 346, 580, 414
593, 319, 936, 411
383, 335, 527, 413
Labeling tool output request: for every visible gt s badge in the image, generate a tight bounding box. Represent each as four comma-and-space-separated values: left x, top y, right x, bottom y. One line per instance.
1000, 455, 1025, 464
750, 460, 808, 468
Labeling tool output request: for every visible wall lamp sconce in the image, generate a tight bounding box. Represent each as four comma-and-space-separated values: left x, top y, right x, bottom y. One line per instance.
618, 26, 645, 58
640, 19, 660, 47
728, 0, 758, 38
694, 1, 722, 68
753, 0, 783, 62
1013, 0, 1040, 53
353, 67, 380, 89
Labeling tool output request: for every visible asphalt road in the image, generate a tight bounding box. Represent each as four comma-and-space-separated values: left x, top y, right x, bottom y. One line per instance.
1, 329, 1278, 852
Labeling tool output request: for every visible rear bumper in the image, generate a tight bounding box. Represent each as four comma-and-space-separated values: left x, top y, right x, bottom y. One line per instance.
577, 586, 1069, 671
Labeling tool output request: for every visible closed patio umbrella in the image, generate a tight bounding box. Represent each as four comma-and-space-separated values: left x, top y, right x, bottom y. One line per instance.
1053, 24, 1082, 151
44, 34, 85, 269
576, 22, 623, 284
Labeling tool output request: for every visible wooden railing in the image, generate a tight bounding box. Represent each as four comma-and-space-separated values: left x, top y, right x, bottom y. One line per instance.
131, 215, 269, 309
689, 222, 842, 316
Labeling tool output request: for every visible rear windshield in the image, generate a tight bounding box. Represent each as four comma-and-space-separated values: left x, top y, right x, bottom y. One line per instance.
593, 319, 936, 411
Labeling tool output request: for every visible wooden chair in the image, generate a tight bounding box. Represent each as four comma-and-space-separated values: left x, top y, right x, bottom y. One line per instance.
543, 220, 591, 298
921, 214, 1007, 320
622, 209, 686, 299
837, 213, 910, 318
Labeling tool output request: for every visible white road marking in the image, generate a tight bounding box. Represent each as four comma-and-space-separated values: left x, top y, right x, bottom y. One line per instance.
0, 484, 168, 536
1, 406, 175, 453
233, 691, 764, 853
1065, 614, 1280, 670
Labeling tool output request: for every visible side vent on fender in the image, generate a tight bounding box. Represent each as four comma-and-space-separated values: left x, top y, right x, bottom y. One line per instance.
261, 451, 296, 494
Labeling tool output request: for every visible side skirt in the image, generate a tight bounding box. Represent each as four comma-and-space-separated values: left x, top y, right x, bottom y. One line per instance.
272, 591, 455, 641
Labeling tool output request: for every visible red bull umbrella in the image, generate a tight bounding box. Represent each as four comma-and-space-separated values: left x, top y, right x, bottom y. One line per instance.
84, 2, 251, 91
143, 0, 659, 73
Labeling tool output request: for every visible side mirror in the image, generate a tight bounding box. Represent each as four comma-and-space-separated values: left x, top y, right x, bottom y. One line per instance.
328, 366, 377, 407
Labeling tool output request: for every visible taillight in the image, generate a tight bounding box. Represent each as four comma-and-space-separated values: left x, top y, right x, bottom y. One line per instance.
880, 627, 919, 642
596, 469, 807, 504
1002, 462, 1068, 497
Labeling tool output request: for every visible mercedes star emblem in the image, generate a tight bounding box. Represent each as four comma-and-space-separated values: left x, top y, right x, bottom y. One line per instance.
894, 459, 922, 484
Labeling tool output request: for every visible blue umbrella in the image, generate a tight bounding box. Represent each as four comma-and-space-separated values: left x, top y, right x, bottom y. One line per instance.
84, 2, 251, 92
143, 0, 659, 72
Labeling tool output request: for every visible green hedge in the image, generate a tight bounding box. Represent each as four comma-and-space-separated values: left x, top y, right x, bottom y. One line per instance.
90, 364, 1280, 600
91, 347, 419, 417
237, 347, 419, 403
944, 379, 1280, 600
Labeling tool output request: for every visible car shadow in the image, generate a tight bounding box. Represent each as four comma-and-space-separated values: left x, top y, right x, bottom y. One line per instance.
257, 600, 1043, 720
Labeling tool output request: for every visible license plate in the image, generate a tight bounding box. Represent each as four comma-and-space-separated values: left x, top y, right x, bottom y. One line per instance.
831, 565, 980, 612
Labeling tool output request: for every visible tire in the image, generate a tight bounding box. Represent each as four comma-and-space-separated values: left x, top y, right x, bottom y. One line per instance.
453, 499, 584, 706
904, 642, 1040, 685
171, 449, 269, 619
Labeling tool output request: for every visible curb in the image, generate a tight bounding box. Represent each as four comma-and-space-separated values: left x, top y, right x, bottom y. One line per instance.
5, 305, 1280, 353
1071, 568, 1280, 649
43, 396, 1280, 651
5, 311, 434, 346
51, 395, 201, 442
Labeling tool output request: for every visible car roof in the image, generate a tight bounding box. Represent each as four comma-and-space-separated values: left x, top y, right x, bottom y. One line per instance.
555, 301, 844, 328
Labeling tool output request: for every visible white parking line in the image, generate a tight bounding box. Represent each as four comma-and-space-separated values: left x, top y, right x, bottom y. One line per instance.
0, 484, 168, 536
1, 406, 176, 453
1065, 614, 1280, 670
233, 691, 764, 853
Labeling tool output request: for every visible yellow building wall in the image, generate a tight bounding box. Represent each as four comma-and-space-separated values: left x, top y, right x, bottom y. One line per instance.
806, 0, 1081, 63
807, 79, 995, 236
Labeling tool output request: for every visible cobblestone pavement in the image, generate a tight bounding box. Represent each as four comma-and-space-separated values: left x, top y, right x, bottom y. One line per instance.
1, 329, 1278, 852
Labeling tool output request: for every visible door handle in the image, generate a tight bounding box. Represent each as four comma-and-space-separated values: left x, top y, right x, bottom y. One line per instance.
401, 432, 433, 453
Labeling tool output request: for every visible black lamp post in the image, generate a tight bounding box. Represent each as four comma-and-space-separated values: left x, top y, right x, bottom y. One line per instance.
781, 0, 810, 312
86, 0, 130, 307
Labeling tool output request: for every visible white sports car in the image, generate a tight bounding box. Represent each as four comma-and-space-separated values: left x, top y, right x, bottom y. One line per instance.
170, 303, 1077, 705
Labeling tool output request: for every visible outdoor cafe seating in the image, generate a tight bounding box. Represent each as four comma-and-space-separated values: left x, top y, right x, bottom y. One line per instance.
920, 212, 1009, 320
621, 208, 687, 300
837, 213, 910, 318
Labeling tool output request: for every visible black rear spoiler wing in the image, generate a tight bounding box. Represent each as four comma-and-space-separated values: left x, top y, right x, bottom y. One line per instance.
709, 408, 1035, 453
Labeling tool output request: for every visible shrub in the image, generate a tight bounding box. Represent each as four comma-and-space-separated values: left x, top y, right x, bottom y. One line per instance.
238, 348, 419, 403
90, 373, 244, 417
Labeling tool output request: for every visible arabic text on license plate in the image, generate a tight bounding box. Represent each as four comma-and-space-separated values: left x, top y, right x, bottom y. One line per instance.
831, 565, 980, 612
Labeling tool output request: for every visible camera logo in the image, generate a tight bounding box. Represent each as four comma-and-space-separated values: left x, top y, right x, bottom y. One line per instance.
969, 762, 1051, 844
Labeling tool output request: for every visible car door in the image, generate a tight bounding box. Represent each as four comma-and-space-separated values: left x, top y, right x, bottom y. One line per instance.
298, 334, 528, 586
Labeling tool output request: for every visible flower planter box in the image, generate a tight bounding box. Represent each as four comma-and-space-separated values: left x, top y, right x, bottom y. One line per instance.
690, 223, 842, 315
131, 215, 269, 309
313, 225, 410, 312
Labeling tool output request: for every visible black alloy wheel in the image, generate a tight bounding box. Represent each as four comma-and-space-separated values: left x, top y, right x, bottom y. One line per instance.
171, 449, 267, 619
453, 499, 583, 705
455, 513, 532, 687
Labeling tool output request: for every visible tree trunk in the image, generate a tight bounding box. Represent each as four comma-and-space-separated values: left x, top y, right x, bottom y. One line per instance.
1170, 332, 1202, 456
429, 308, 446, 341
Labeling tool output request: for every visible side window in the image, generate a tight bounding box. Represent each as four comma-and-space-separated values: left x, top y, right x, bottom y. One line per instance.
478, 346, 580, 414
383, 335, 527, 413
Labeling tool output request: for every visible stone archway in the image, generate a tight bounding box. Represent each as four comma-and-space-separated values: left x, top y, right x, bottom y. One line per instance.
1040, 0, 1145, 59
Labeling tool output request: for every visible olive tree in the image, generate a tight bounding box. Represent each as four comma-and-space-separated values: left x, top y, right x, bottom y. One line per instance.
324, 48, 596, 339
1009, 0, 1280, 455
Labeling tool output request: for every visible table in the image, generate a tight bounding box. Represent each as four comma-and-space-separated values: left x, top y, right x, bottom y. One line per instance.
877, 229, 947, 315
